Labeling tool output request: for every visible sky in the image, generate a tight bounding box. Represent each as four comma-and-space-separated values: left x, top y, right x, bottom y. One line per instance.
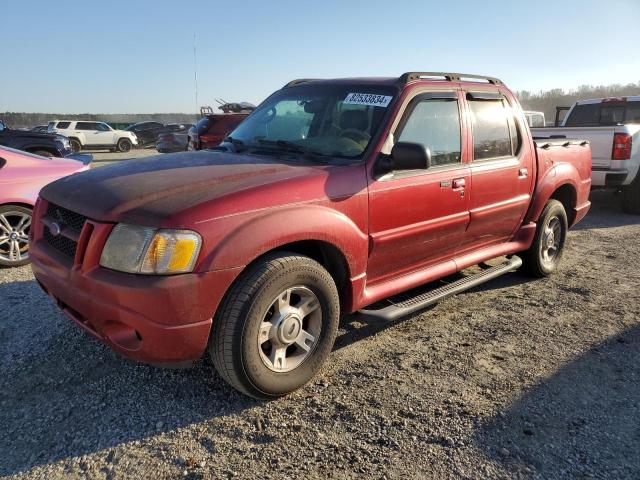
1, 0, 639, 114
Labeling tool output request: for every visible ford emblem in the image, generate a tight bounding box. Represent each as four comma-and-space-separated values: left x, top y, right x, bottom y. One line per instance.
49, 222, 62, 237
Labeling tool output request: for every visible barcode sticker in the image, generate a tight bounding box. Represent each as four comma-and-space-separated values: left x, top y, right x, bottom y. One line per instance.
344, 93, 393, 107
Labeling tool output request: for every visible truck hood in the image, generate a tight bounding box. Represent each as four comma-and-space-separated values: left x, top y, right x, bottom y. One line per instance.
39, 150, 337, 225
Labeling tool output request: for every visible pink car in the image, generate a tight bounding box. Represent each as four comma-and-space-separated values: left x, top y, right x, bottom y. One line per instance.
0, 146, 89, 267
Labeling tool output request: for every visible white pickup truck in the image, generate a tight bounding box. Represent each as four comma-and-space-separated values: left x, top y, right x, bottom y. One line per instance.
532, 96, 640, 213
47, 120, 139, 153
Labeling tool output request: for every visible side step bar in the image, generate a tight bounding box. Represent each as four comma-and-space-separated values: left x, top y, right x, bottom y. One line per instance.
358, 256, 522, 322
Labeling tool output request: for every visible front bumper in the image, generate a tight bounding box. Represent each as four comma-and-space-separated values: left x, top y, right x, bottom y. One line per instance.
30, 201, 242, 365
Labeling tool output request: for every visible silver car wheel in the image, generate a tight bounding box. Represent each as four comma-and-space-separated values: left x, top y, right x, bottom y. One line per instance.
257, 286, 322, 373
540, 216, 562, 263
0, 211, 31, 264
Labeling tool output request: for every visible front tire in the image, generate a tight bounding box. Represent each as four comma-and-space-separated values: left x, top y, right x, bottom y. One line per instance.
621, 177, 640, 214
521, 199, 568, 278
69, 139, 81, 153
209, 252, 340, 399
117, 138, 132, 152
0, 205, 32, 268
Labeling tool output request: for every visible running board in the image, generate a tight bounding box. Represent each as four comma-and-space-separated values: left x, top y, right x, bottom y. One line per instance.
358, 256, 522, 322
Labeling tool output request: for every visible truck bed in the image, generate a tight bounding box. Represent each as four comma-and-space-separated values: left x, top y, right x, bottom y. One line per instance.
532, 124, 640, 187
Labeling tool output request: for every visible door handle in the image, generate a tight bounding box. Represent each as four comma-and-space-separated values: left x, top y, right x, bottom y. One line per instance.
452, 178, 466, 189
518, 168, 528, 178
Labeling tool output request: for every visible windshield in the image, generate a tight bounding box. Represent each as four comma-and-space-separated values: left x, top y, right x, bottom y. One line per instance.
226, 84, 398, 161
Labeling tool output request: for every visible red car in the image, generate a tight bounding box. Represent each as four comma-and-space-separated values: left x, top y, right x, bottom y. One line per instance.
187, 113, 249, 150
30, 72, 591, 398
0, 146, 89, 267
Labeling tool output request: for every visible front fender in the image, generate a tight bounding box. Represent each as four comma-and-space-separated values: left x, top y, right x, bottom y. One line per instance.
198, 204, 369, 278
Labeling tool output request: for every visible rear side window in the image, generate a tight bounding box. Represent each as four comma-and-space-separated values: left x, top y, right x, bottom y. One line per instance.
396, 97, 461, 166
566, 102, 627, 127
76, 122, 98, 130
469, 99, 513, 161
56, 121, 71, 129
625, 102, 640, 124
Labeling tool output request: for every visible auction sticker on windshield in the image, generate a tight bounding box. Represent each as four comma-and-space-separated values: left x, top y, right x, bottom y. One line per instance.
344, 93, 393, 107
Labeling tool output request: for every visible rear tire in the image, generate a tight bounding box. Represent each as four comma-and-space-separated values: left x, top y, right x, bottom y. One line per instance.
621, 177, 640, 214
209, 252, 340, 399
521, 199, 568, 278
117, 138, 132, 153
0, 205, 32, 268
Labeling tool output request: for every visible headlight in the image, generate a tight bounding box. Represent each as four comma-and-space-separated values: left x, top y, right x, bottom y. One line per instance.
99, 224, 202, 275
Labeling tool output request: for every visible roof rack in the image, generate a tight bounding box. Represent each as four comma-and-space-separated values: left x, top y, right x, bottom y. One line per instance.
399, 72, 502, 85
284, 78, 318, 88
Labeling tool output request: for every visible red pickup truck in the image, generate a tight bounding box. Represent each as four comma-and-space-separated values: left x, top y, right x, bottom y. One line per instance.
30, 72, 591, 399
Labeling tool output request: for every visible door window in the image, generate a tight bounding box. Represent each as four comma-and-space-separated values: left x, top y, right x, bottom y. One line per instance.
396, 97, 462, 166
76, 122, 97, 131
96, 123, 111, 132
468, 99, 514, 161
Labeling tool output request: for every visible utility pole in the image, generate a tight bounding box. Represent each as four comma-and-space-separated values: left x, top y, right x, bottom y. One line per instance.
193, 33, 199, 114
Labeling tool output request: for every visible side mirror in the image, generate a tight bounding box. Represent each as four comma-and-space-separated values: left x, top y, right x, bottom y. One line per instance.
391, 142, 432, 170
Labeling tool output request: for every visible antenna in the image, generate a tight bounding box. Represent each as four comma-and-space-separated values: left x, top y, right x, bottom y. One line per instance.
193, 33, 199, 114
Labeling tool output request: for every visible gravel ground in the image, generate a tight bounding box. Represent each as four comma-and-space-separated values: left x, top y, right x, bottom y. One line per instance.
1, 189, 639, 479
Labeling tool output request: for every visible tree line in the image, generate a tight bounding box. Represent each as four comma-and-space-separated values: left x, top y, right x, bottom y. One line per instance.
517, 82, 640, 121
2, 81, 639, 129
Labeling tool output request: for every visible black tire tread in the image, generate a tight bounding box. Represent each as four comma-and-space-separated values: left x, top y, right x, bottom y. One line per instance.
209, 252, 338, 399
521, 199, 567, 278
622, 177, 640, 214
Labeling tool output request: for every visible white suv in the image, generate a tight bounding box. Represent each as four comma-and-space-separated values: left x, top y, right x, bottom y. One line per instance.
47, 120, 139, 153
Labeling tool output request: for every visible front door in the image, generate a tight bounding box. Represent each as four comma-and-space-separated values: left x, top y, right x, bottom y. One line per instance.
367, 91, 471, 284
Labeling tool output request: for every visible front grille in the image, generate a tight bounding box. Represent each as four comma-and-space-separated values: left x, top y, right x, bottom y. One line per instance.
43, 203, 88, 258
46, 203, 87, 234
44, 229, 78, 258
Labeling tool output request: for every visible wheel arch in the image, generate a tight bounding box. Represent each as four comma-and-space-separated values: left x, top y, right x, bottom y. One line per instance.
25, 147, 59, 157
0, 201, 34, 210
549, 183, 577, 226
245, 239, 352, 309
525, 164, 581, 227
197, 205, 368, 311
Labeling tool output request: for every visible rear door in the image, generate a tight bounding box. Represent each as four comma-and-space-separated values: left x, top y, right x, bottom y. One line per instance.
457, 91, 534, 253
75, 122, 101, 145
367, 90, 471, 284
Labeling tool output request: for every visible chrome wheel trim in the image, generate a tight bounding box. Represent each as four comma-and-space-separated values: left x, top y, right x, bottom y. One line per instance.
257, 286, 322, 373
0, 211, 31, 263
541, 216, 562, 263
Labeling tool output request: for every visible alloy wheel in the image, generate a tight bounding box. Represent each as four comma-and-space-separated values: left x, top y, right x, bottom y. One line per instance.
0, 211, 31, 264
257, 286, 322, 372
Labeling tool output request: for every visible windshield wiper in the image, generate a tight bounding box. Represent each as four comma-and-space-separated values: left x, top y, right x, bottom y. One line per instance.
223, 136, 247, 152
256, 139, 325, 161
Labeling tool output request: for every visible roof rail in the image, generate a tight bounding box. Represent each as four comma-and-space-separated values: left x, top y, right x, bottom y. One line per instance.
399, 72, 502, 85
283, 78, 318, 88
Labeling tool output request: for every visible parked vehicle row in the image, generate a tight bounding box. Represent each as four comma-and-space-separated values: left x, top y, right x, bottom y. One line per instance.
48, 120, 139, 153
532, 96, 640, 213
29, 72, 592, 399
0, 120, 74, 158
125, 121, 193, 149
